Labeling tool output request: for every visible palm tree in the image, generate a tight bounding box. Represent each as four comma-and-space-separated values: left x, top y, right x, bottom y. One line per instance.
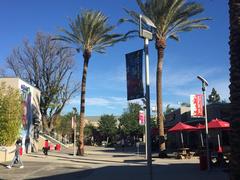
55, 10, 125, 155
125, 0, 209, 157
228, 0, 240, 179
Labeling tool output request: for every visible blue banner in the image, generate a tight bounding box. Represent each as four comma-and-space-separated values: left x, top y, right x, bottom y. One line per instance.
126, 49, 144, 100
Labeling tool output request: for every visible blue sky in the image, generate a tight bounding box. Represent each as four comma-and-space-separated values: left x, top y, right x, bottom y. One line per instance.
0, 0, 229, 116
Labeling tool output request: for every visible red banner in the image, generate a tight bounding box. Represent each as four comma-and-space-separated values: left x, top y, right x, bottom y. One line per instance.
190, 94, 203, 117
138, 110, 145, 125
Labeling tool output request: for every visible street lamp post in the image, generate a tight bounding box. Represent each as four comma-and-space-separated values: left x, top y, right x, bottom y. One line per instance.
139, 14, 156, 180
72, 107, 77, 157
197, 75, 210, 170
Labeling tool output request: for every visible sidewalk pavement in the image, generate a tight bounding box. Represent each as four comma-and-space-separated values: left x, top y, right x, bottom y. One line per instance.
0, 146, 229, 180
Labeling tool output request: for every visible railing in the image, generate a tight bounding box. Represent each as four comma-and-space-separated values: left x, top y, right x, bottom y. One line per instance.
39, 132, 69, 148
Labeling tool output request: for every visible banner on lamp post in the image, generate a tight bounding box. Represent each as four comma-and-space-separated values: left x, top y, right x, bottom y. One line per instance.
190, 94, 204, 117
71, 116, 76, 129
139, 110, 145, 125
126, 49, 144, 100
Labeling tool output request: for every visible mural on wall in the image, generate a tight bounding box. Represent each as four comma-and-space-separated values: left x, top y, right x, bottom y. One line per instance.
21, 84, 32, 133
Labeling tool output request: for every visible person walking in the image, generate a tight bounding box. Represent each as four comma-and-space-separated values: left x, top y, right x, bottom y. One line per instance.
6, 138, 24, 169
42, 139, 50, 155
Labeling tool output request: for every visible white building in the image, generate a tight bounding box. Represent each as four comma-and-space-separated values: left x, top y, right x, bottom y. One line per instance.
0, 77, 41, 145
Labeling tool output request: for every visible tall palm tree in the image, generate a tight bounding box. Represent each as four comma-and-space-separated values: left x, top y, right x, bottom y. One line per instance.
228, 0, 240, 179
125, 0, 209, 157
55, 10, 125, 155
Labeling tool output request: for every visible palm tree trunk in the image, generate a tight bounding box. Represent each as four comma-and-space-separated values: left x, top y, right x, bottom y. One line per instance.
229, 0, 240, 179
78, 50, 91, 156
156, 38, 167, 158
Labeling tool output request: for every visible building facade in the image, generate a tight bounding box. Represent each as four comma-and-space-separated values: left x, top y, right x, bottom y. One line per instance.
0, 77, 41, 149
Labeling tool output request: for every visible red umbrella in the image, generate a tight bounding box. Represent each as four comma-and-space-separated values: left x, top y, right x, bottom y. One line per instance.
168, 122, 197, 132
208, 118, 230, 152
208, 118, 230, 129
196, 123, 205, 129
168, 122, 197, 148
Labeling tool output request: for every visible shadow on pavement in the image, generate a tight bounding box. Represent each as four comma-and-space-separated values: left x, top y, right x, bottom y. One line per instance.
28, 163, 228, 180
44, 154, 125, 164
29, 168, 93, 180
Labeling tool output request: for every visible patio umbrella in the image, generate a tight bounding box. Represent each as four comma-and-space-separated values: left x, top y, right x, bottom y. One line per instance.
208, 118, 230, 129
208, 118, 230, 152
168, 122, 197, 148
196, 123, 205, 147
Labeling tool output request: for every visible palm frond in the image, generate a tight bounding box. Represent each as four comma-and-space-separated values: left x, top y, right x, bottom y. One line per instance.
169, 34, 179, 41
125, 0, 210, 41
56, 10, 125, 54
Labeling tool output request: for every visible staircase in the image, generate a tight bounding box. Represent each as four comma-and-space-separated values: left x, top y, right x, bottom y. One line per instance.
39, 132, 69, 148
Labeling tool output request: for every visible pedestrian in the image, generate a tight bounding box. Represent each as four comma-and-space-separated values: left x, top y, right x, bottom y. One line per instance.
42, 139, 50, 155
6, 138, 24, 169
25, 136, 30, 154
91, 136, 94, 146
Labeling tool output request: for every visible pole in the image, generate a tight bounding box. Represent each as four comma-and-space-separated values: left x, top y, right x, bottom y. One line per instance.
145, 108, 148, 159
200, 132, 204, 147
180, 132, 184, 148
73, 114, 76, 156
203, 85, 210, 170
217, 133, 221, 150
144, 38, 152, 180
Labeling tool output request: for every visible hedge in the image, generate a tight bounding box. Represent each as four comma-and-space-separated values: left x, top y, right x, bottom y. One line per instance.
0, 82, 22, 146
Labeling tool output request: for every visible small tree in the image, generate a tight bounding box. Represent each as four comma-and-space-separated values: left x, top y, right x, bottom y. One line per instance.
98, 114, 117, 145
207, 88, 220, 104
84, 123, 96, 138
54, 113, 72, 138
119, 103, 144, 138
0, 83, 22, 146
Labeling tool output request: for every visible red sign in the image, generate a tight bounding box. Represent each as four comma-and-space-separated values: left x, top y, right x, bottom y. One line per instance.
139, 110, 145, 125
190, 94, 203, 117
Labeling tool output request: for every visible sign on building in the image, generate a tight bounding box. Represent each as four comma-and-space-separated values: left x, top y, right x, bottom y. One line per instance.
190, 94, 203, 117
125, 50, 144, 100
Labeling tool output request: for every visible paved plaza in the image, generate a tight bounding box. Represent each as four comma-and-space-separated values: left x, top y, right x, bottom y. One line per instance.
0, 146, 229, 180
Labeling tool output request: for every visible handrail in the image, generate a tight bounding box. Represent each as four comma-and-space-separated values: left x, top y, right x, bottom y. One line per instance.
39, 133, 69, 148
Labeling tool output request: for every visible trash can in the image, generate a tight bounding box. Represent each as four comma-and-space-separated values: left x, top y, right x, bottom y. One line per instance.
55, 144, 61, 151
199, 154, 207, 170
50, 144, 54, 150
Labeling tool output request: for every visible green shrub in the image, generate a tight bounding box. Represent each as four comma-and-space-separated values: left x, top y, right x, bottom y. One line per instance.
0, 82, 22, 146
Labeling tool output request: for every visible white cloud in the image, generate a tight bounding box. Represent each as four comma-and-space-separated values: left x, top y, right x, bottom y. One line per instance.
68, 96, 127, 109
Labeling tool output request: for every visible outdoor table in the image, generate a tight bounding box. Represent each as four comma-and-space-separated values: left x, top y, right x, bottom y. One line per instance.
177, 148, 193, 159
